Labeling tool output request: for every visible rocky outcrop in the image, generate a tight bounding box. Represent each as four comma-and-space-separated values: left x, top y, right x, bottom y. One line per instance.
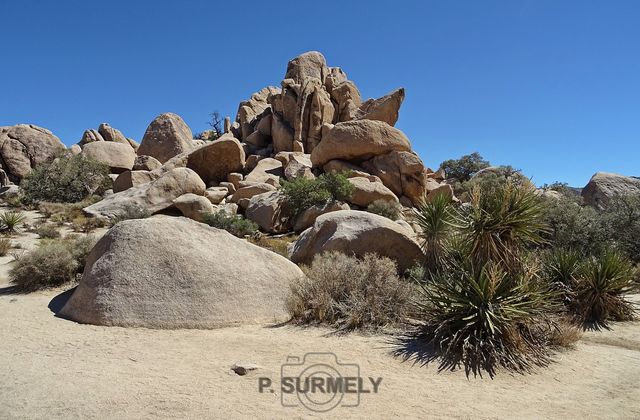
0, 124, 65, 182
83, 167, 205, 219
112, 170, 158, 193
310, 120, 411, 167
133, 155, 162, 171
582, 172, 640, 209
289, 210, 423, 273
293, 201, 350, 232
138, 113, 194, 163
98, 123, 129, 145
60, 216, 302, 329
244, 158, 283, 186
81, 141, 136, 173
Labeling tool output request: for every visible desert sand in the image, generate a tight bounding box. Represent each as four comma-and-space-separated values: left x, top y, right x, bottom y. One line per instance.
1, 276, 639, 419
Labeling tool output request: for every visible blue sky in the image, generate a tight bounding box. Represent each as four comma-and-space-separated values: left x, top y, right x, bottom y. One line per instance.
1, 0, 638, 187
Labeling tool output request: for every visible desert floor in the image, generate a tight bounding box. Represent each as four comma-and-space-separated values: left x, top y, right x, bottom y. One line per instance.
0, 217, 639, 419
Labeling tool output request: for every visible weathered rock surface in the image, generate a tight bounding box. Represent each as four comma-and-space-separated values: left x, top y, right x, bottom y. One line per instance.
347, 177, 399, 207
98, 123, 129, 145
362, 151, 429, 205
84, 167, 205, 219
60, 216, 301, 329
582, 172, 640, 209
138, 113, 194, 163
293, 201, 350, 232
173, 193, 214, 222
112, 170, 158, 193
0, 124, 65, 181
245, 191, 290, 233
354, 88, 405, 126
289, 210, 423, 272
81, 141, 136, 173
133, 155, 162, 171
186, 135, 245, 184
310, 120, 411, 167
244, 158, 283, 186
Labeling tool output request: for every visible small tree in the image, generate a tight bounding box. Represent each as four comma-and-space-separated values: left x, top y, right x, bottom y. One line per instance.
439, 152, 490, 183
207, 111, 224, 140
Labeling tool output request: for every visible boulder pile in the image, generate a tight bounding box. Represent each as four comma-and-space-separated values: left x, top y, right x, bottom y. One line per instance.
582, 172, 640, 209
87, 51, 452, 223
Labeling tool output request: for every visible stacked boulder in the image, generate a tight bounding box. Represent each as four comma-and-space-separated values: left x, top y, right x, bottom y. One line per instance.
582, 172, 640, 209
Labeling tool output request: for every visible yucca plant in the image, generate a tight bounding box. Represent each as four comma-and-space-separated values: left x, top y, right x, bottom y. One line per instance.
573, 251, 636, 329
463, 181, 548, 272
0, 211, 26, 233
410, 261, 559, 377
414, 192, 456, 272
543, 248, 581, 306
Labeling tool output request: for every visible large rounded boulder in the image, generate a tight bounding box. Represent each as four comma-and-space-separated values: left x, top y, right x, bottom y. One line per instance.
0, 124, 65, 182
138, 113, 194, 163
60, 216, 302, 329
311, 120, 411, 167
81, 141, 136, 173
186, 135, 245, 184
582, 172, 640, 209
289, 210, 423, 272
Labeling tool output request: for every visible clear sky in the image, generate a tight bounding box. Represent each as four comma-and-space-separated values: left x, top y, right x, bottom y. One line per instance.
1, 0, 638, 187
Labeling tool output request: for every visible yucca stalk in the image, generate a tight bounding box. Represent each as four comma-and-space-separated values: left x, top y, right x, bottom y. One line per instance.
414, 192, 456, 272
411, 262, 559, 377
463, 181, 548, 272
574, 251, 636, 329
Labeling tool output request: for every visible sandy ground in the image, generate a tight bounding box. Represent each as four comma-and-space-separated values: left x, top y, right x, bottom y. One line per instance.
0, 209, 639, 419
0, 283, 639, 419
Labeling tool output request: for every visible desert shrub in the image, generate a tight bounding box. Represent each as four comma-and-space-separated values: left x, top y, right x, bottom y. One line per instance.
0, 238, 11, 256
71, 215, 106, 233
439, 152, 490, 183
109, 203, 151, 226
599, 194, 640, 263
35, 223, 61, 239
37, 196, 101, 225
21, 153, 110, 204
250, 235, 296, 257
573, 251, 636, 329
0, 211, 26, 233
411, 261, 560, 377
287, 252, 413, 331
203, 211, 259, 238
280, 172, 354, 218
9, 235, 97, 291
367, 199, 403, 220
456, 166, 529, 199
414, 193, 456, 271
548, 318, 583, 348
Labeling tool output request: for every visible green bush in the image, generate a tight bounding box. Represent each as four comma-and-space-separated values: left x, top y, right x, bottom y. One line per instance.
367, 199, 403, 220
573, 251, 636, 329
203, 211, 259, 238
280, 172, 354, 218
439, 152, 490, 183
414, 193, 456, 272
9, 235, 96, 292
287, 252, 412, 331
21, 153, 111, 204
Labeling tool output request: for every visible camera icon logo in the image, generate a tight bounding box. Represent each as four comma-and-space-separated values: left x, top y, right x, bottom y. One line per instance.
280, 352, 361, 412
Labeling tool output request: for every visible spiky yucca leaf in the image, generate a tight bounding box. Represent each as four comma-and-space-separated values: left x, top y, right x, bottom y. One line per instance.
414, 192, 456, 271
574, 251, 636, 329
0, 211, 26, 233
411, 262, 559, 377
464, 181, 548, 271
